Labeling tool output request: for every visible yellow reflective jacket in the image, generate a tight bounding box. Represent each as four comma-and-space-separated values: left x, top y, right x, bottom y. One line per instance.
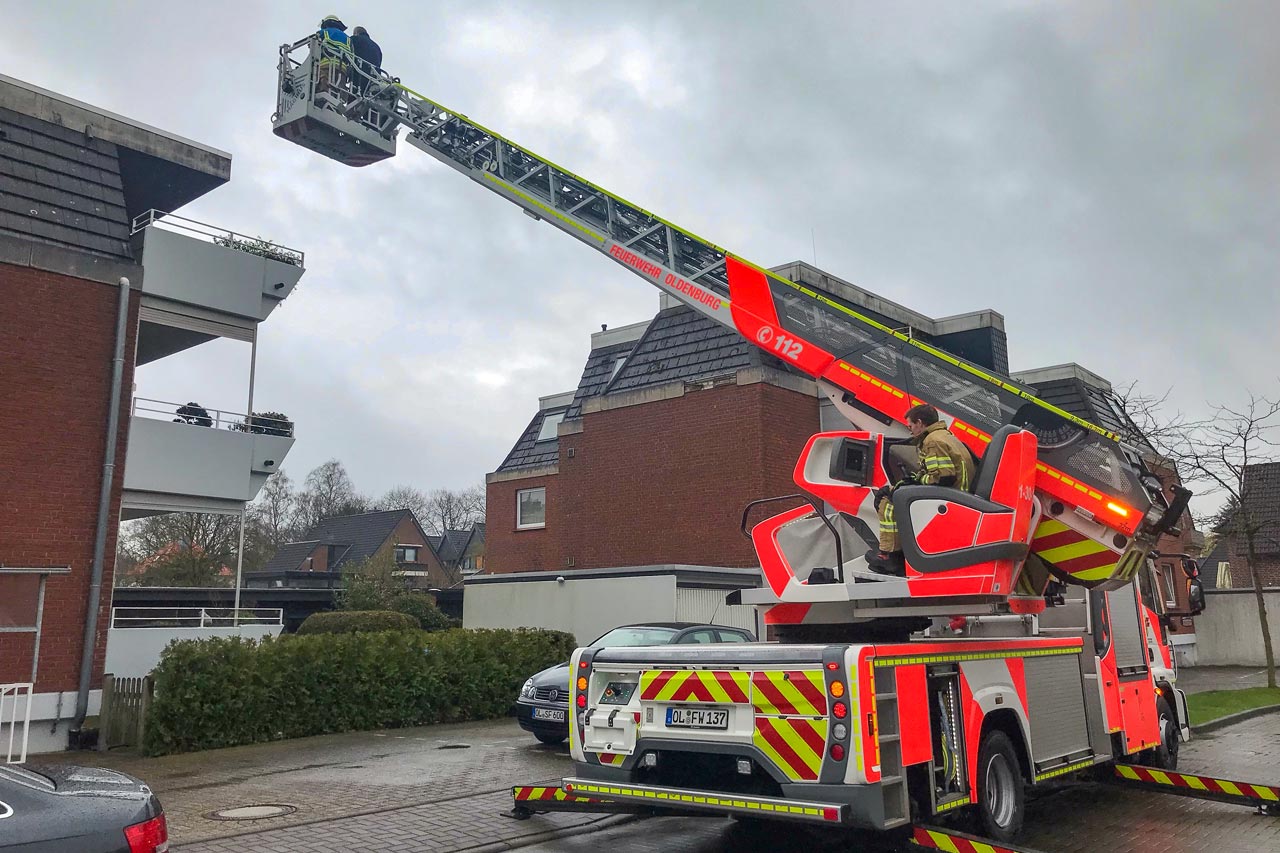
914, 421, 976, 490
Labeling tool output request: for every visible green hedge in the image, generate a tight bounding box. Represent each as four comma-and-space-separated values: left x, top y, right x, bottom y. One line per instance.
143, 628, 576, 756
296, 610, 418, 635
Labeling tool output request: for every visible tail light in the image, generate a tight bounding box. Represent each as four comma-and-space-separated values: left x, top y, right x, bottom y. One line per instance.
125, 814, 169, 853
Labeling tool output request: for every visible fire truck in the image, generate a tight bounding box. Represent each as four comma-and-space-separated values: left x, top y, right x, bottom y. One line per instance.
271, 35, 1276, 848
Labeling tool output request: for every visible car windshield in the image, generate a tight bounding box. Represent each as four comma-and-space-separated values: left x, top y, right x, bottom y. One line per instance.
591, 626, 680, 647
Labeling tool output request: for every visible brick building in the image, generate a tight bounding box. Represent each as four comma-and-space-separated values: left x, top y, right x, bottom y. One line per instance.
0, 74, 300, 752
249, 509, 451, 590
486, 261, 1010, 574
484, 262, 1201, 649
1202, 462, 1280, 590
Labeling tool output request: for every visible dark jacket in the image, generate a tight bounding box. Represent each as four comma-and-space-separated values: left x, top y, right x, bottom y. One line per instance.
350, 31, 383, 73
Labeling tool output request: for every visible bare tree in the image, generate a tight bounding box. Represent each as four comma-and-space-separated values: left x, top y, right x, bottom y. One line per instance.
250, 470, 297, 550
1125, 389, 1279, 688
419, 485, 486, 537
118, 512, 240, 587
376, 484, 431, 528
295, 459, 368, 531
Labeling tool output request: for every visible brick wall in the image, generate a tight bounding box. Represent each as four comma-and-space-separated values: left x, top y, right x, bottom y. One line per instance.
1224, 544, 1280, 589
0, 263, 138, 692
487, 473, 558, 573
486, 380, 818, 573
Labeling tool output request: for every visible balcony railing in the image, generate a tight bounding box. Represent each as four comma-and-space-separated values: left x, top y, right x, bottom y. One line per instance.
110, 607, 284, 629
132, 398, 295, 438
1, 683, 32, 764
131, 210, 304, 268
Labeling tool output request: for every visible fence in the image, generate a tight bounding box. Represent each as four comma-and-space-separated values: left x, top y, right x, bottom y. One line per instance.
98, 675, 153, 752
1192, 589, 1280, 667
131, 209, 304, 267
111, 607, 284, 629
131, 398, 294, 437
1, 683, 32, 764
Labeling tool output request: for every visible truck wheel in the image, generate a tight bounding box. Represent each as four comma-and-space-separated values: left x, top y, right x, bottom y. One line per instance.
535, 732, 566, 745
1145, 696, 1179, 770
975, 730, 1025, 842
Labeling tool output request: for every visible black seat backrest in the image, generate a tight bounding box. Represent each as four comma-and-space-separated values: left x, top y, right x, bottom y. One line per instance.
972, 425, 1021, 500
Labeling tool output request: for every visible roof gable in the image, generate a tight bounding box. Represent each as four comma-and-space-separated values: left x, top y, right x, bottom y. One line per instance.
1242, 462, 1280, 553
299, 509, 414, 568
262, 540, 321, 573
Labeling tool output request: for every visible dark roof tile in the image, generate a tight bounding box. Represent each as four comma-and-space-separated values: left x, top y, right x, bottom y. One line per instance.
264, 509, 419, 571
262, 540, 319, 573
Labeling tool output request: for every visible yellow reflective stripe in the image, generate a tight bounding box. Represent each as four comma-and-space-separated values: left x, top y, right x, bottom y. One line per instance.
926, 829, 962, 852
932, 795, 971, 813
873, 644, 1081, 667
1037, 539, 1108, 564
1184, 774, 1208, 791
1116, 765, 1141, 780
1070, 563, 1120, 582
1035, 759, 1094, 781
1032, 518, 1071, 538
1254, 785, 1279, 801
1218, 779, 1243, 796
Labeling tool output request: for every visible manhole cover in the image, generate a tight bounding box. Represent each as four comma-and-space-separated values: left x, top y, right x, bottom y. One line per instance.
437, 743, 471, 750
206, 804, 298, 821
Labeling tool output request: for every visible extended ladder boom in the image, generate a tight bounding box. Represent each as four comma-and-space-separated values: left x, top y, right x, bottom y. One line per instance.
273, 36, 1185, 590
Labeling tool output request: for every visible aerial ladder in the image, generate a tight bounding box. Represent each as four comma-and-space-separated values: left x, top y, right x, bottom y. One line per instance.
274, 35, 1193, 632
272, 36, 1190, 634
272, 36, 1274, 848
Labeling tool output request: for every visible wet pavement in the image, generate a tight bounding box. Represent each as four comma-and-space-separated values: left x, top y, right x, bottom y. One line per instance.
60, 711, 1280, 852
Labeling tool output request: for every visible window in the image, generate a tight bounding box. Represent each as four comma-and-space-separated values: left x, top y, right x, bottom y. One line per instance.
0, 575, 40, 630
591, 626, 678, 646
717, 630, 751, 643
517, 487, 546, 530
1159, 563, 1178, 607
536, 411, 565, 442
677, 629, 718, 644
394, 545, 419, 563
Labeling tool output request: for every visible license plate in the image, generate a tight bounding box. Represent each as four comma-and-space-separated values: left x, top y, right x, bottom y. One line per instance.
533, 708, 566, 722
666, 707, 729, 729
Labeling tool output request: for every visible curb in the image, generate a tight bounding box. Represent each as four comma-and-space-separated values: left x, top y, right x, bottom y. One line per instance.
458, 813, 639, 852
1192, 703, 1280, 734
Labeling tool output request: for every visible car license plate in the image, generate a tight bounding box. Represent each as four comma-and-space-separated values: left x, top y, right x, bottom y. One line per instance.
533, 708, 566, 722
666, 707, 729, 729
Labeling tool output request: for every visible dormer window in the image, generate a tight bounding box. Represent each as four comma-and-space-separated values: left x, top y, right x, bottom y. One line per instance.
537, 410, 565, 442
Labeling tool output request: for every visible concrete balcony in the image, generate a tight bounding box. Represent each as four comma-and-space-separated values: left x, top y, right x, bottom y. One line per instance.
121, 399, 295, 519
130, 211, 305, 364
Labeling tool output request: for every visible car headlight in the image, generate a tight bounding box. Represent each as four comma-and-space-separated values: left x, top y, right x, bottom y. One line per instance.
520, 678, 535, 698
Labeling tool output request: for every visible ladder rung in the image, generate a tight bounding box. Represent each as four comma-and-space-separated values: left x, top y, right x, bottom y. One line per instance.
880, 775, 904, 785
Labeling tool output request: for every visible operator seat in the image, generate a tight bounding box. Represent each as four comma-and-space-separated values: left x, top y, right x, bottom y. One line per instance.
970, 425, 1020, 500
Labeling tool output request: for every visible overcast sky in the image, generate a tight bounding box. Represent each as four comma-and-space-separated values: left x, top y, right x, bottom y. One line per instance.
13, 2, 1278, 514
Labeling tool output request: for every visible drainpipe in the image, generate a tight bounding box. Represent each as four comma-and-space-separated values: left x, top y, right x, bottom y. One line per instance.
71, 276, 130, 740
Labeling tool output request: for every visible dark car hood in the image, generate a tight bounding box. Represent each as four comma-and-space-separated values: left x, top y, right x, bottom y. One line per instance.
0, 764, 161, 851
530, 662, 571, 689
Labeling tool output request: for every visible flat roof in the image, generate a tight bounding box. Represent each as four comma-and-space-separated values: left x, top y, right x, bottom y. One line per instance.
466, 564, 763, 589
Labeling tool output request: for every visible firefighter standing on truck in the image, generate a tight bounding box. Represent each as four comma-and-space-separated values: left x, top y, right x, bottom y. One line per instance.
871, 403, 976, 576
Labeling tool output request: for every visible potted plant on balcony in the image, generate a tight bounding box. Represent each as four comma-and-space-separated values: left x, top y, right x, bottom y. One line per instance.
232, 411, 294, 437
